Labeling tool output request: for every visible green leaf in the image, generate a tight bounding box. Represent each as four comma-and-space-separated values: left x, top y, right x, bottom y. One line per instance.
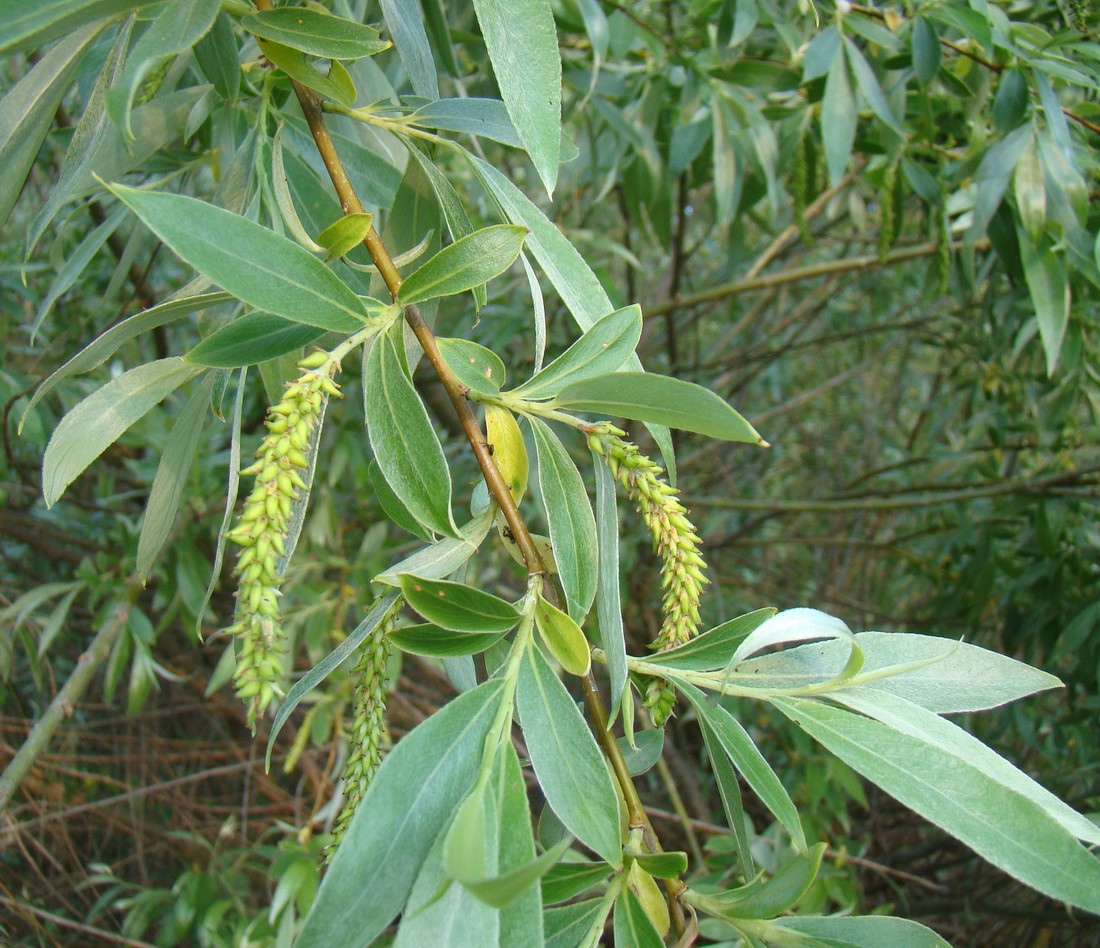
242, 9, 389, 60
555, 373, 766, 444
530, 418, 597, 622
836, 689, 1100, 846
911, 16, 941, 87
185, 313, 325, 368
398, 574, 520, 633
772, 697, 1100, 914
1018, 228, 1070, 375
739, 632, 1061, 713
698, 713, 754, 879
992, 69, 1029, 134
389, 624, 504, 658
412, 98, 522, 148
267, 592, 401, 768
1014, 137, 1046, 243
106, 0, 219, 142
379, 0, 439, 99
729, 607, 852, 666
844, 39, 902, 136
299, 679, 507, 945
617, 729, 664, 776
517, 644, 622, 867
0, 23, 99, 226
193, 12, 239, 101
397, 224, 527, 305
544, 899, 606, 947
257, 38, 357, 106
678, 680, 807, 852
471, 0, 562, 196
630, 851, 688, 880
317, 212, 374, 261
692, 844, 826, 919
534, 593, 591, 677
542, 863, 611, 904
108, 184, 368, 331
42, 358, 203, 508
0, 0, 155, 54
614, 886, 664, 948
135, 376, 211, 581
801, 25, 840, 81
514, 305, 642, 398
821, 49, 856, 186
365, 323, 459, 538
375, 510, 495, 586
593, 456, 627, 714
768, 914, 951, 947
437, 337, 507, 395
643, 608, 776, 671
369, 459, 432, 541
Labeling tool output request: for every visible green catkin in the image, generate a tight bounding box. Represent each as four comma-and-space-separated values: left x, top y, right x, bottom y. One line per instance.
225, 352, 341, 729
324, 599, 401, 861
793, 131, 812, 245
590, 429, 709, 725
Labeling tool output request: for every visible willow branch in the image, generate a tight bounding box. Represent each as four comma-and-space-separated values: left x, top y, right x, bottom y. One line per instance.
0, 582, 139, 812
265, 15, 680, 919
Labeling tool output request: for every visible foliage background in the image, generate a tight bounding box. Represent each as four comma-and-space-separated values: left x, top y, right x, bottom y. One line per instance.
2, 0, 1099, 944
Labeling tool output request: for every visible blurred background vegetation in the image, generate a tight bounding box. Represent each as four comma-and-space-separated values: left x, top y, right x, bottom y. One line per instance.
2, 0, 1098, 944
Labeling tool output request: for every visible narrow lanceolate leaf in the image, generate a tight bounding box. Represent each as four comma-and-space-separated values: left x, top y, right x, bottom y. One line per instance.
821, 50, 856, 186
643, 608, 776, 672
555, 373, 766, 445
106, 0, 219, 142
242, 9, 389, 60
397, 225, 527, 306
185, 313, 326, 368
471, 0, 562, 196
769, 915, 950, 948
513, 305, 642, 398
389, 624, 503, 658
135, 376, 212, 580
298, 679, 507, 946
517, 645, 622, 867
614, 887, 664, 948
398, 574, 520, 633
378, 0, 439, 100
530, 418, 597, 623
365, 325, 458, 537
267, 592, 401, 767
593, 457, 626, 714
0, 0, 154, 55
108, 185, 368, 331
438, 338, 507, 395
772, 697, 1100, 914
1018, 228, 1070, 376
679, 681, 807, 852
43, 358, 203, 507
0, 23, 99, 226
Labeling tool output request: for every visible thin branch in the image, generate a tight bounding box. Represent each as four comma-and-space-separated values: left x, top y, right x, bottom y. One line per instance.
646, 239, 990, 319
0, 583, 139, 812
0, 893, 158, 948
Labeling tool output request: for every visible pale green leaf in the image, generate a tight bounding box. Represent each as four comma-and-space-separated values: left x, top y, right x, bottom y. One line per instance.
772, 697, 1100, 914
0, 0, 153, 54
257, 38, 357, 106
593, 456, 626, 714
193, 12, 239, 100
108, 184, 368, 331
242, 9, 389, 60
513, 305, 641, 398
911, 16, 941, 86
530, 418, 597, 622
437, 338, 506, 395
106, 0, 219, 142
471, 0, 561, 195
185, 313, 325, 368
365, 325, 458, 537
769, 914, 951, 947
397, 224, 527, 305
534, 593, 591, 676
135, 376, 212, 581
378, 0, 439, 99
614, 887, 664, 948
299, 679, 507, 945
318, 212, 374, 261
389, 624, 504, 658
375, 510, 495, 586
554, 373, 766, 445
0, 23, 100, 226
1018, 228, 1070, 375
412, 98, 522, 148
643, 608, 776, 671
517, 644, 622, 867
43, 358, 203, 507
821, 51, 856, 186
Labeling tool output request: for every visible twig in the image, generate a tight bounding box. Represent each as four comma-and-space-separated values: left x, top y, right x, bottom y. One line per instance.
0, 583, 140, 813
0, 893, 158, 947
